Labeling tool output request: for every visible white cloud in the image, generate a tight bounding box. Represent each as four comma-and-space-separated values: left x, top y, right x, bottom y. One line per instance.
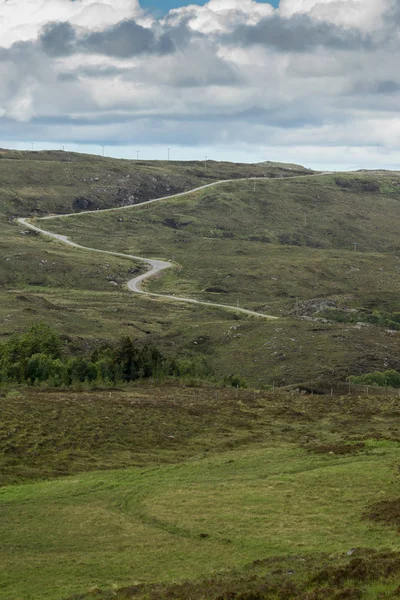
0, 0, 399, 169
165, 0, 274, 33
0, 0, 142, 47
279, 0, 390, 29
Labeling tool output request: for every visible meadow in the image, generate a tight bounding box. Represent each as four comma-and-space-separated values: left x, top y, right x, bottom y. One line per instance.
1, 153, 400, 598
1, 385, 400, 599
21, 169, 400, 386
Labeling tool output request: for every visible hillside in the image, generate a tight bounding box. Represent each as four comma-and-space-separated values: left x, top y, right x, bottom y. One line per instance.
1, 152, 400, 600
0, 152, 399, 386
29, 168, 400, 385
0, 149, 313, 216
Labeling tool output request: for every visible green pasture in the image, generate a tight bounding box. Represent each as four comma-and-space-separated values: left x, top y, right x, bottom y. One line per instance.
1, 440, 399, 600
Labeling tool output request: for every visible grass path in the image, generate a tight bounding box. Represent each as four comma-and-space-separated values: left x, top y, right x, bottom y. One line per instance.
16, 174, 329, 320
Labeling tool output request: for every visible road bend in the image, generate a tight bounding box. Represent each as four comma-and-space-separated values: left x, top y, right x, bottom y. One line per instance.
17, 174, 327, 320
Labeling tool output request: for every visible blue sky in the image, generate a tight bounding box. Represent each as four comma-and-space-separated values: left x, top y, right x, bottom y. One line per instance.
140, 0, 279, 15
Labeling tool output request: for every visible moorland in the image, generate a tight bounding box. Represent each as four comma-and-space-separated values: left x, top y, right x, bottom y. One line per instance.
1, 149, 400, 599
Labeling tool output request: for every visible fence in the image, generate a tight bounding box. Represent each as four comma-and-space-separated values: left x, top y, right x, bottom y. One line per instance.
213, 381, 400, 401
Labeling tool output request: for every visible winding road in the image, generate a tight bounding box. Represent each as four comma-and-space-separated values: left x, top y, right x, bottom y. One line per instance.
16, 174, 322, 320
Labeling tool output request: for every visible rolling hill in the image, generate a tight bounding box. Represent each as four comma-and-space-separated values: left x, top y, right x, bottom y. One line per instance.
1, 151, 400, 600
1, 151, 399, 386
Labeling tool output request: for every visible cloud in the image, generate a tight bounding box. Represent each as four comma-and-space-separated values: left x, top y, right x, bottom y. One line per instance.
0, 0, 399, 169
227, 13, 373, 52
0, 0, 143, 46
279, 0, 390, 29
40, 19, 173, 58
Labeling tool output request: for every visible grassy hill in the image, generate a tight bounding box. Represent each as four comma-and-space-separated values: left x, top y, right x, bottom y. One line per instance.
0, 149, 312, 217
1, 153, 400, 599
0, 152, 399, 387
27, 169, 400, 386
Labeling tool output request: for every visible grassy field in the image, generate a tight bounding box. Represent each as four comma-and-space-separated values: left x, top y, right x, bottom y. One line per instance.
42, 172, 400, 310
3, 385, 400, 486
2, 153, 400, 600
22, 170, 400, 385
1, 155, 400, 387
1, 385, 400, 600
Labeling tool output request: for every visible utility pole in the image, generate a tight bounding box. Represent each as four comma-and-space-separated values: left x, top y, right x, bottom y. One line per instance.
31, 142, 34, 151
137, 150, 139, 160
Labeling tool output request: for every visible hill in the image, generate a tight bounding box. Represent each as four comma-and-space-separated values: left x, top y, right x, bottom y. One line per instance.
0, 149, 313, 216
0, 151, 399, 386
1, 152, 400, 600
25, 168, 400, 386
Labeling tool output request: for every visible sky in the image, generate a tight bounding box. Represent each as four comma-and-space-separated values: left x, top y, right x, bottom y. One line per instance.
140, 0, 279, 16
1, 0, 400, 170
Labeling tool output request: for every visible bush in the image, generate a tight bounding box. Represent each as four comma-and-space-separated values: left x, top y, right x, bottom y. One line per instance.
349, 370, 400, 388
225, 374, 247, 388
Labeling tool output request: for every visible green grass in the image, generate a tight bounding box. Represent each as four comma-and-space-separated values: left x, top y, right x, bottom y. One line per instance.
23, 171, 400, 385
2, 386, 400, 599
0, 149, 312, 217
1, 434, 399, 600
65, 551, 400, 600
3, 385, 400, 487
2, 155, 400, 387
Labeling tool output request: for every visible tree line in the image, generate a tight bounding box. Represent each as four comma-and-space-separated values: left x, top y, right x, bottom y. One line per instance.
0, 324, 211, 387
